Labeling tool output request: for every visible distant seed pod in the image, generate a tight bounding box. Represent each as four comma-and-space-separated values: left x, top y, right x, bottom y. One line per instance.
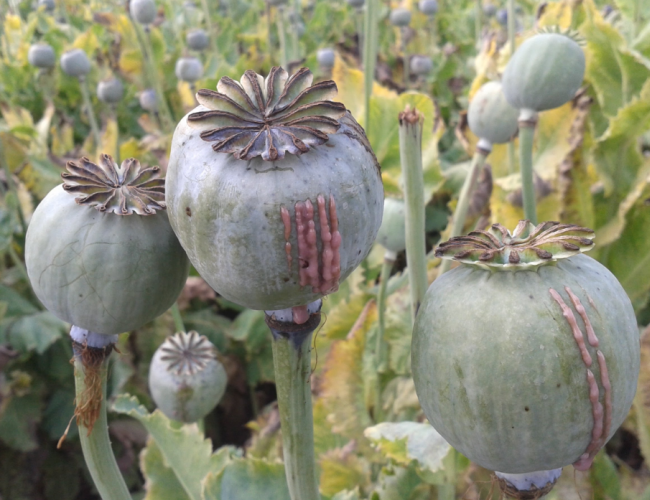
483, 3, 496, 17
389, 8, 412, 27
149, 331, 227, 423
317, 48, 336, 69
38, 0, 56, 11
139, 88, 158, 112
347, 0, 365, 7
60, 49, 91, 77
186, 29, 209, 51
28, 43, 56, 69
175, 57, 203, 83
496, 8, 508, 26
418, 0, 438, 16
410, 55, 433, 76
97, 78, 124, 104
375, 198, 406, 254
130, 0, 157, 25
468, 81, 519, 144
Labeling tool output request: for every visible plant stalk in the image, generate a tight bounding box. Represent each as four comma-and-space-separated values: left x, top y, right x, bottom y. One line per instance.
363, 0, 379, 128
374, 253, 395, 423
267, 303, 321, 500
170, 302, 185, 333
277, 6, 289, 70
507, 0, 515, 55
401, 27, 409, 87
439, 143, 489, 275
518, 110, 538, 224
73, 349, 131, 500
398, 108, 427, 323
199, 0, 218, 52
475, 0, 482, 46
79, 77, 101, 151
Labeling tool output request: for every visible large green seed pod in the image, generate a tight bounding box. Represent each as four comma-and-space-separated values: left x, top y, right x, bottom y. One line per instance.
468, 81, 519, 145
25, 155, 190, 335
166, 67, 384, 311
149, 331, 227, 423
28, 43, 56, 69
412, 221, 639, 497
502, 32, 585, 112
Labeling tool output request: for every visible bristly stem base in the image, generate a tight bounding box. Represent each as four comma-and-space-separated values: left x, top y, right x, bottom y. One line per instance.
266, 303, 321, 500
398, 108, 428, 322
72, 341, 131, 500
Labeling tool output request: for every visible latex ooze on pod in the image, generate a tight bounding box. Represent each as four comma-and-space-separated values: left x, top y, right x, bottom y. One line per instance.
412, 221, 639, 499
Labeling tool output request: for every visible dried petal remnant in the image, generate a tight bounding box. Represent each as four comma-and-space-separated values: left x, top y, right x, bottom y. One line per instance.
435, 220, 594, 267
62, 154, 165, 215
188, 67, 346, 161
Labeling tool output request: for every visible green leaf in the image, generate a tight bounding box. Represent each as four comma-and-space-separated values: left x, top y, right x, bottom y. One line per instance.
372, 465, 429, 500
590, 451, 621, 500
113, 394, 234, 500
0, 284, 38, 316
319, 447, 370, 497
331, 490, 360, 500
364, 422, 451, 473
201, 457, 290, 500
140, 437, 191, 500
4, 311, 67, 354
41, 388, 77, 441
0, 390, 43, 452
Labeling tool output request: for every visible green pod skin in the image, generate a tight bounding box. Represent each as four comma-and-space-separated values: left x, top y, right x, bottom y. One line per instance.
97, 78, 124, 104
130, 0, 157, 25
25, 185, 189, 335
60, 49, 91, 77
28, 43, 56, 69
467, 81, 519, 144
502, 33, 585, 112
186, 29, 209, 51
149, 332, 227, 423
412, 253, 639, 473
389, 8, 411, 27
166, 109, 384, 311
175, 57, 203, 83
375, 198, 406, 254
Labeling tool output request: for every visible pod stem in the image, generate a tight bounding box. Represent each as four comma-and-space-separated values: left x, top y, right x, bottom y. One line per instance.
374, 253, 395, 422
363, 0, 379, 128
170, 302, 185, 333
439, 144, 489, 275
507, 0, 515, 55
79, 77, 101, 151
68, 333, 131, 500
398, 107, 427, 322
401, 27, 410, 87
266, 302, 322, 500
277, 6, 289, 70
199, 0, 218, 53
518, 110, 538, 224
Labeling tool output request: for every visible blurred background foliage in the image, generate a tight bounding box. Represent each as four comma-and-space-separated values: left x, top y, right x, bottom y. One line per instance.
1, 0, 650, 498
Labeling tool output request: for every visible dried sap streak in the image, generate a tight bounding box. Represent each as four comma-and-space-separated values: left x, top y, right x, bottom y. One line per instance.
280, 194, 342, 296
549, 286, 612, 472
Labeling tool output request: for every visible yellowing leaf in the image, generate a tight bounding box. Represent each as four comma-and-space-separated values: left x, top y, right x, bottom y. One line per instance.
99, 118, 118, 162
537, 0, 573, 29
120, 137, 145, 161
177, 81, 197, 109
320, 446, 370, 497
320, 301, 376, 441
72, 31, 99, 54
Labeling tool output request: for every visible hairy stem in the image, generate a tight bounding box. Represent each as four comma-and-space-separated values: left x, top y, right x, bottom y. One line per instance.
271, 328, 319, 500
363, 0, 379, 128
398, 108, 427, 322
518, 111, 538, 224
439, 148, 488, 275
74, 356, 131, 500
79, 77, 101, 151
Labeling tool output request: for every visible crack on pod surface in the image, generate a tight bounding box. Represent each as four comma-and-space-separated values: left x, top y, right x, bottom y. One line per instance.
549, 286, 612, 471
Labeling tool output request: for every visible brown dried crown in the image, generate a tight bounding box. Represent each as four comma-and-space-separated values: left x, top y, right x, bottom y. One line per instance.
187, 66, 347, 161
62, 154, 165, 215
435, 220, 595, 268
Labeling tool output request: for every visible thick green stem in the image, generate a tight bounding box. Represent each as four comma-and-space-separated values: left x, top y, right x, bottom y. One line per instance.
518, 110, 538, 224
439, 147, 488, 275
374, 254, 394, 422
271, 331, 319, 500
363, 0, 379, 128
398, 109, 427, 323
74, 356, 131, 500
170, 302, 185, 333
79, 77, 101, 151
401, 27, 409, 87
277, 7, 289, 69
